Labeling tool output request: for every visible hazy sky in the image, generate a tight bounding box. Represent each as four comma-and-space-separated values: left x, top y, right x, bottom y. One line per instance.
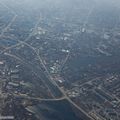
0, 0, 120, 13
0, 0, 120, 7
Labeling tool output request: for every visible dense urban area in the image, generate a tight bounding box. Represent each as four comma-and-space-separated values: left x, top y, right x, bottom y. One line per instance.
0, 0, 120, 120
